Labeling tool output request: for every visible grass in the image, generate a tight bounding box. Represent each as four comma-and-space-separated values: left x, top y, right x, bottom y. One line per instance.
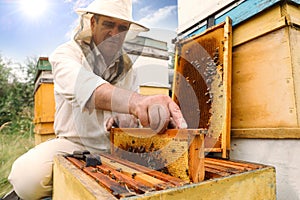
0, 121, 35, 197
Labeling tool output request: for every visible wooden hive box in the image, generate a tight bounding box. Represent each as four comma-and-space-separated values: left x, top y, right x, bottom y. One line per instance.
53, 154, 276, 200
34, 57, 56, 145
229, 1, 300, 139
53, 18, 276, 199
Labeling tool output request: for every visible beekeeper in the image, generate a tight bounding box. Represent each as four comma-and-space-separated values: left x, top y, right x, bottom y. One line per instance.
7, 0, 187, 199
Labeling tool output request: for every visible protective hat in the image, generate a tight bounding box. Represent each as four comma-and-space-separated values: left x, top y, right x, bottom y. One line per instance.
76, 0, 149, 32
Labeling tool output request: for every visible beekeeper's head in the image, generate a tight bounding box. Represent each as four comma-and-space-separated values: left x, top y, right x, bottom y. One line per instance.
74, 0, 148, 60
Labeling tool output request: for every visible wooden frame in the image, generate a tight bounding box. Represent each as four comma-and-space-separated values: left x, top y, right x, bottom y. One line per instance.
172, 17, 232, 158
110, 128, 205, 183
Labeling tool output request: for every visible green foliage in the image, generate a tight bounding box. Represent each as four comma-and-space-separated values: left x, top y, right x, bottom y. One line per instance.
0, 56, 37, 127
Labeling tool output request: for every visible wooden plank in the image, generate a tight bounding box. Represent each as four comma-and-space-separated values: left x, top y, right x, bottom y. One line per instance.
188, 134, 204, 182
189, 0, 282, 37
205, 159, 252, 171
204, 163, 242, 174
289, 25, 300, 127
205, 166, 232, 178
205, 158, 262, 170
233, 5, 286, 46
286, 3, 300, 26
216, 0, 281, 26
222, 17, 232, 158
232, 128, 300, 139
53, 156, 117, 200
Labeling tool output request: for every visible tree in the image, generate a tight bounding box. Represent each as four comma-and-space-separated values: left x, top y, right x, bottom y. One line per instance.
0, 56, 12, 125
0, 55, 37, 128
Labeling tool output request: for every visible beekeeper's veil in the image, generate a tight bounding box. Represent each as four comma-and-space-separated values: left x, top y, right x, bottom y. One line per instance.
73, 0, 149, 82
73, 0, 148, 45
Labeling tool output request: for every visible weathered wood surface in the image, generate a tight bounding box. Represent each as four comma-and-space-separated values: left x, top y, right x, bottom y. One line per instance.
230, 2, 300, 138
232, 28, 298, 128
53, 156, 117, 200
53, 155, 276, 200
232, 128, 300, 139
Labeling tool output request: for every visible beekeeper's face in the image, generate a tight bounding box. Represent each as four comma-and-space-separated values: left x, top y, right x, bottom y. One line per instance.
91, 15, 130, 59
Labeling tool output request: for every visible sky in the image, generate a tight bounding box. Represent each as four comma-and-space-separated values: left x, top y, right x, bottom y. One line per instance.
0, 0, 178, 64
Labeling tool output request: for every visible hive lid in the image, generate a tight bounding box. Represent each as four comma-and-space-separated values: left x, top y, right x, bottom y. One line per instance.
172, 17, 232, 158
34, 57, 52, 83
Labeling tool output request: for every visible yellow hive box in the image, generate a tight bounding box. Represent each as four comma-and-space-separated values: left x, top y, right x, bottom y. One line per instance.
231, 2, 300, 139
34, 57, 56, 145
53, 155, 276, 200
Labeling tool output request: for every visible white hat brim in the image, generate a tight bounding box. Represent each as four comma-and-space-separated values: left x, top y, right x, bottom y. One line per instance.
76, 8, 149, 32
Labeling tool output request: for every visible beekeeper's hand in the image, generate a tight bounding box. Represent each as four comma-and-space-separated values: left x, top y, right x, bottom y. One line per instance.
106, 113, 139, 131
128, 93, 187, 133
94, 84, 187, 134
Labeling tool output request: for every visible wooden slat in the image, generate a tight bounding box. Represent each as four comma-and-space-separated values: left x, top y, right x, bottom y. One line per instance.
83, 167, 135, 198
100, 153, 188, 186
205, 158, 253, 171
188, 134, 204, 182
286, 3, 300, 26
204, 163, 242, 174
204, 148, 222, 152
96, 164, 155, 194
205, 158, 263, 170
222, 17, 232, 158
233, 5, 286, 46
232, 128, 300, 139
205, 166, 232, 178
67, 157, 135, 198
100, 156, 173, 190
288, 8, 300, 127
53, 156, 117, 200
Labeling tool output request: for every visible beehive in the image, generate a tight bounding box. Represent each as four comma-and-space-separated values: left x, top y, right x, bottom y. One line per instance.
229, 1, 300, 138
53, 17, 276, 199
34, 57, 56, 145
